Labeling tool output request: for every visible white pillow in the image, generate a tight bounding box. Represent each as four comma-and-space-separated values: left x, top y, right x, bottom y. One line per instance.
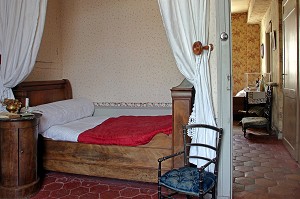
30, 98, 95, 133
235, 89, 246, 97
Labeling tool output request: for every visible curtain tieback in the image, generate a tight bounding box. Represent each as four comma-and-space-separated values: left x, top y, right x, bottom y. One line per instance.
192, 41, 213, 56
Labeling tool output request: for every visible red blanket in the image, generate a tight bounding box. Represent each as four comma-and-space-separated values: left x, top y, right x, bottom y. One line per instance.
77, 115, 172, 146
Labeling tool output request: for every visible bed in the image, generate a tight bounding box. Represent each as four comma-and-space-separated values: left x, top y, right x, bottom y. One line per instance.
233, 96, 245, 119
233, 89, 246, 119
12, 79, 194, 183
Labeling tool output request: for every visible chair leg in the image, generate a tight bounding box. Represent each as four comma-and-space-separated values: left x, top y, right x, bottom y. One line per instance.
211, 187, 216, 199
267, 124, 271, 135
242, 127, 247, 137
158, 183, 162, 199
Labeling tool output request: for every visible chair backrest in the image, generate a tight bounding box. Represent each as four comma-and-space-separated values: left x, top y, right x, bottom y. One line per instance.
182, 124, 223, 174
264, 85, 273, 122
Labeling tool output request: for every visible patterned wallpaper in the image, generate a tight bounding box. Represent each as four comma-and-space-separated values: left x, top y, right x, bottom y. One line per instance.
232, 12, 261, 95
28, 0, 218, 109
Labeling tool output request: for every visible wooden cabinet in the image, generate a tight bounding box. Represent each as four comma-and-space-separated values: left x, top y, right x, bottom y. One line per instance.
0, 114, 41, 198
171, 79, 194, 168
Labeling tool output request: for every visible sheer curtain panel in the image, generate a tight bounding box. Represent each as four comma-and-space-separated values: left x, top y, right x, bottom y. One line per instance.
0, 0, 47, 109
158, 0, 216, 170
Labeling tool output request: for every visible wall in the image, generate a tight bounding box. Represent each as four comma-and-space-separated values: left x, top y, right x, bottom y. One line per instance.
260, 0, 282, 132
27, 0, 218, 112
27, 0, 63, 80
27, 0, 183, 105
60, 0, 185, 104
231, 13, 261, 95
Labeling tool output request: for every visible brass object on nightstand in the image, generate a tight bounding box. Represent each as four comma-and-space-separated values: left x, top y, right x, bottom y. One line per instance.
2, 98, 22, 113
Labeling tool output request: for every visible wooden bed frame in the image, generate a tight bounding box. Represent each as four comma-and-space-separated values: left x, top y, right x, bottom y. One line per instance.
12, 79, 194, 183
233, 96, 245, 120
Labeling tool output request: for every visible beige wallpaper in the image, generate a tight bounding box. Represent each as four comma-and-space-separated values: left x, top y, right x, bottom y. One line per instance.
261, 0, 282, 132
232, 12, 261, 95
27, 0, 63, 80
28, 0, 217, 108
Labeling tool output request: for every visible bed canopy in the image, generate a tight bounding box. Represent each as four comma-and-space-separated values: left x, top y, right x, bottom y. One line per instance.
158, 0, 216, 169
0, 0, 47, 110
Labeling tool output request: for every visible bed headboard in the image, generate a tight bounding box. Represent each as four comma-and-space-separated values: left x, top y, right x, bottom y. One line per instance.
12, 79, 73, 106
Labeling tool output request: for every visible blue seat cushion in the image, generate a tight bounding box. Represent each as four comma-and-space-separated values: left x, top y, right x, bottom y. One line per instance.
159, 166, 216, 196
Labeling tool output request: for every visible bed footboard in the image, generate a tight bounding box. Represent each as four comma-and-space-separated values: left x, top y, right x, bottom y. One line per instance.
40, 136, 173, 183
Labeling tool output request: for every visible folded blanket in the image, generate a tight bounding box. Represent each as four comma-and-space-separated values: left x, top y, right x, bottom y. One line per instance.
78, 115, 172, 146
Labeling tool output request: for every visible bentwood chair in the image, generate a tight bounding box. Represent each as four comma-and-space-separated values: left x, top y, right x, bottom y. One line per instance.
241, 85, 273, 137
157, 124, 223, 199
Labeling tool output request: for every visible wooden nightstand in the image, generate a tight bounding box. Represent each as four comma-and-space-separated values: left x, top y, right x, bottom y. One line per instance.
0, 113, 41, 198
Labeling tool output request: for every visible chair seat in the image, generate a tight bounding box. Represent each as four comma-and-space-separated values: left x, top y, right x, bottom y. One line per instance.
159, 166, 216, 196
242, 117, 268, 128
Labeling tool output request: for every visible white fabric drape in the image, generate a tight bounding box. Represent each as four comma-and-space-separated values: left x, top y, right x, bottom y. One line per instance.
0, 0, 47, 109
158, 0, 216, 170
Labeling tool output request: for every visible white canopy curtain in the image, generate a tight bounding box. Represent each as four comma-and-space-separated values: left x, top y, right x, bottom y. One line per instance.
158, 0, 216, 170
0, 0, 47, 110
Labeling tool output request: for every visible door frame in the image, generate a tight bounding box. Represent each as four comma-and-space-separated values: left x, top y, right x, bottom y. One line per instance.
298, 0, 300, 163
216, 0, 232, 198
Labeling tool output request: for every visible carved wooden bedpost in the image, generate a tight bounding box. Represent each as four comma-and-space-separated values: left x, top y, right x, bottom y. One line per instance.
171, 79, 194, 168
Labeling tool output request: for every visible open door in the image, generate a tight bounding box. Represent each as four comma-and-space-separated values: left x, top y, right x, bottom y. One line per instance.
282, 0, 299, 161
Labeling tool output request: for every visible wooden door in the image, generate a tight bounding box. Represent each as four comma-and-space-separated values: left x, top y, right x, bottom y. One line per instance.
18, 121, 38, 185
282, 0, 299, 161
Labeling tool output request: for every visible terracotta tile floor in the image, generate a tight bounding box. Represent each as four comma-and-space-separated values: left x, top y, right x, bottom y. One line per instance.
30, 171, 160, 199
30, 171, 193, 199
233, 121, 300, 199
29, 122, 300, 199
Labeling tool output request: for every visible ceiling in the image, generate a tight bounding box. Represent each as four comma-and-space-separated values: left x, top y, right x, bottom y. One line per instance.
231, 0, 250, 13
231, 0, 272, 24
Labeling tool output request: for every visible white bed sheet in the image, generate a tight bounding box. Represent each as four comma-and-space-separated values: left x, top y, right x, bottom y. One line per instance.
41, 116, 109, 142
